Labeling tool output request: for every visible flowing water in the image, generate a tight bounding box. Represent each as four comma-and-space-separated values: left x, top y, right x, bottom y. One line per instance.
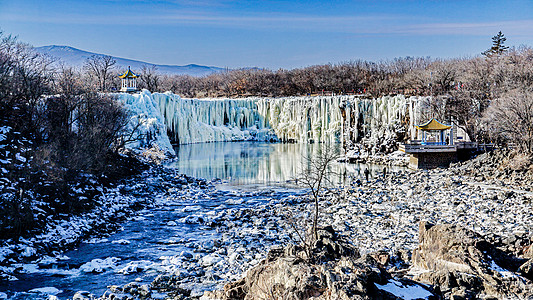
0, 142, 396, 299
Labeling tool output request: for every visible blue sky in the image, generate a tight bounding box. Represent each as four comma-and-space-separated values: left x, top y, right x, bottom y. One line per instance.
1, 0, 533, 69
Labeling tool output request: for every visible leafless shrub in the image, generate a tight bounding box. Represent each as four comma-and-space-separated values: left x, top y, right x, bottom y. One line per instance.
483, 89, 533, 153
296, 143, 341, 241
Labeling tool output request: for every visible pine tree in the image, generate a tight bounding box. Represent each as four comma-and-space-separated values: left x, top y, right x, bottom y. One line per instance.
482, 31, 509, 57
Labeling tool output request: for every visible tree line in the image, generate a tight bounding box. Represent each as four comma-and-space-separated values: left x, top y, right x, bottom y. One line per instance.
142, 36, 531, 153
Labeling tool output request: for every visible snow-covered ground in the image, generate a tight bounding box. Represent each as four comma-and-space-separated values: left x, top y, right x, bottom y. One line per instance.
2, 142, 531, 299
0, 178, 306, 299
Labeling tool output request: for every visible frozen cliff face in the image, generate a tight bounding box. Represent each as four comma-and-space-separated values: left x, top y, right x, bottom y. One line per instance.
122, 91, 426, 151
255, 96, 344, 143
153, 92, 275, 144
115, 89, 176, 156
347, 95, 427, 151
257, 95, 425, 146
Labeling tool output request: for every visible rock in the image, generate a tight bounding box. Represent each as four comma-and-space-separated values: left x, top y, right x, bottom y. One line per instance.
519, 259, 533, 280
523, 245, 533, 259
79, 257, 120, 273
72, 291, 95, 300
122, 282, 152, 299
205, 227, 431, 300
412, 221, 533, 298
369, 250, 390, 266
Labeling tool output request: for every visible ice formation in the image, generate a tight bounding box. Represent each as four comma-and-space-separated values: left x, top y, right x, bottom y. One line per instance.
154, 93, 425, 145
118, 90, 427, 150
115, 89, 175, 156
152, 92, 273, 144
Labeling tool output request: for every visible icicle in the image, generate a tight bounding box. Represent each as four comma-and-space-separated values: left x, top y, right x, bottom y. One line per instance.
121, 91, 425, 147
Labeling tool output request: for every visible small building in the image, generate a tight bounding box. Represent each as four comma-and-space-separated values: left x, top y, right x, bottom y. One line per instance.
119, 67, 139, 92
400, 119, 459, 169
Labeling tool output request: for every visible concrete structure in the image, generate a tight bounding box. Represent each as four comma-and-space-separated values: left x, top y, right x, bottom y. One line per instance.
400, 119, 476, 169
119, 67, 139, 92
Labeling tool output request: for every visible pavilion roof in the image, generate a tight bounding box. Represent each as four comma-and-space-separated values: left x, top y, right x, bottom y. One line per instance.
415, 118, 452, 131
119, 67, 139, 79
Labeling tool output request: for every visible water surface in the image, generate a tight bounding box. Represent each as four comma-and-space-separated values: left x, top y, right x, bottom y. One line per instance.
167, 142, 391, 186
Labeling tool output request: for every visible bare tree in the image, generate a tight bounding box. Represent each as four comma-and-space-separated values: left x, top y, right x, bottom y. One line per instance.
296, 144, 341, 241
483, 89, 533, 153
84, 55, 116, 92
139, 64, 161, 92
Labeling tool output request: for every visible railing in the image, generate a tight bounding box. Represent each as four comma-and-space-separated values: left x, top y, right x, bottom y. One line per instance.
399, 143, 457, 153
406, 140, 447, 146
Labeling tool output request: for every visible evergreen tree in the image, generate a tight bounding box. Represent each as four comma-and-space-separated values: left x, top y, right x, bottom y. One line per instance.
482, 31, 509, 57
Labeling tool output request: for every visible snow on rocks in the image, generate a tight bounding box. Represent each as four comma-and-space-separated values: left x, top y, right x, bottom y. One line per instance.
28, 287, 62, 295
80, 257, 120, 273
8, 152, 533, 299
102, 163, 533, 295
166, 220, 178, 226
289, 168, 533, 256
375, 279, 433, 300
200, 254, 223, 267
111, 239, 130, 245
116, 260, 157, 275
0, 167, 208, 285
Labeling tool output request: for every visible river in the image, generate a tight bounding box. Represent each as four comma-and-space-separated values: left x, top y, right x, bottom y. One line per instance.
0, 142, 391, 299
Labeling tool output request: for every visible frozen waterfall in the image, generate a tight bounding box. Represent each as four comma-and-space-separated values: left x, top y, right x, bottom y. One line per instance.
115, 90, 175, 156
152, 92, 274, 144
118, 90, 426, 152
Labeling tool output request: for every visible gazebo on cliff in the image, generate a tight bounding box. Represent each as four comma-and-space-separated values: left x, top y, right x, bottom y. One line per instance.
399, 118, 458, 169
119, 67, 139, 92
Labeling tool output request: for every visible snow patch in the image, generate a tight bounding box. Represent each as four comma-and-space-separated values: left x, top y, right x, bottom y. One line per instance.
111, 239, 131, 245
28, 287, 62, 295
15, 153, 26, 163
79, 257, 120, 273
375, 279, 432, 299
490, 260, 517, 279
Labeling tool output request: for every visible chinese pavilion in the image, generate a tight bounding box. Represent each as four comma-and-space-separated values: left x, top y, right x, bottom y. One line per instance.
119, 67, 139, 92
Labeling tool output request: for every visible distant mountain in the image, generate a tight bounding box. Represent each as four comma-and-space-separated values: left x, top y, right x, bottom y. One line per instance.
35, 45, 226, 77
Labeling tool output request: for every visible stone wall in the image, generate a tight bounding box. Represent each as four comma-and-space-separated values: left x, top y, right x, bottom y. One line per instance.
409, 152, 458, 169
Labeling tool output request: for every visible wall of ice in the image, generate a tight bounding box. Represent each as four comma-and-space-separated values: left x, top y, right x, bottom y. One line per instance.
115, 90, 175, 156
256, 95, 427, 145
118, 90, 427, 152
152, 92, 274, 144
153, 93, 425, 146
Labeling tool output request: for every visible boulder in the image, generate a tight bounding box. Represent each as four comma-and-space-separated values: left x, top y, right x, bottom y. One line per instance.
204, 227, 432, 300
412, 221, 533, 298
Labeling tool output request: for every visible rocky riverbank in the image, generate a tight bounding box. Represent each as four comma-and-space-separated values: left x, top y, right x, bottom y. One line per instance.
0, 166, 211, 282
201, 149, 533, 299
207, 220, 533, 299
452, 149, 533, 190
5, 148, 533, 299
70, 149, 533, 300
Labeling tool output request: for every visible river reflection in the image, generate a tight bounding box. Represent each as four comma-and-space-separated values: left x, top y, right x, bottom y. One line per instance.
166, 142, 397, 186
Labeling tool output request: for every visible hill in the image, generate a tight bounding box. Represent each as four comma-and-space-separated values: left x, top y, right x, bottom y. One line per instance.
35, 45, 225, 77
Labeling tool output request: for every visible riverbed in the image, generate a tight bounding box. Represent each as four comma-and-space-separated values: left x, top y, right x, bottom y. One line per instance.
0, 142, 388, 299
